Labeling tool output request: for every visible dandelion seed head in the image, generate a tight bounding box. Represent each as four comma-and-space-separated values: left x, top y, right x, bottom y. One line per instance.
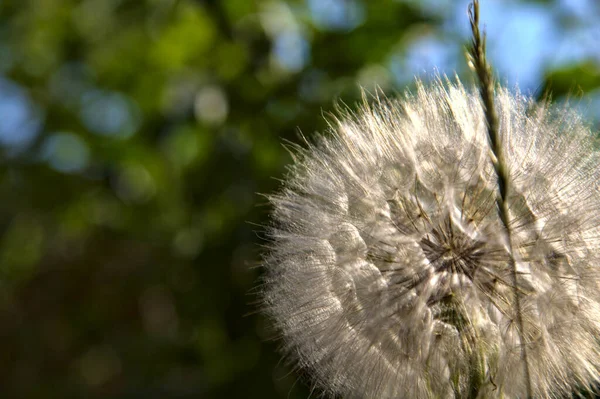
262, 79, 600, 398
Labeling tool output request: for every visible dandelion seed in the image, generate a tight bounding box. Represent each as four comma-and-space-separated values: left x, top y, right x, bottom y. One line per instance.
262, 78, 600, 398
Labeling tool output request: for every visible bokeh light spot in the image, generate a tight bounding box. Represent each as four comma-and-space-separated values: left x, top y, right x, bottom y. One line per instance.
273, 31, 310, 72
114, 164, 156, 203
0, 78, 42, 149
307, 0, 365, 31
194, 85, 229, 125
80, 90, 140, 138
42, 133, 90, 174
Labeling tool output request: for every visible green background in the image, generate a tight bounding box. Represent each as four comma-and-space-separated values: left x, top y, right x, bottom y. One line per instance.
0, 0, 598, 397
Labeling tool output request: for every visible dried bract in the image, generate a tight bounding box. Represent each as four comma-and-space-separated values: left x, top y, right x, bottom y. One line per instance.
262, 80, 600, 398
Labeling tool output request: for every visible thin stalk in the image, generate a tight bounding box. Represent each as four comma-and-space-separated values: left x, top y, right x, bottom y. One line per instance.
467, 1, 533, 398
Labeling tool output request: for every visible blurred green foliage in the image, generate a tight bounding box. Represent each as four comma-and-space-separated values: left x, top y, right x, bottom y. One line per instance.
0, 0, 597, 397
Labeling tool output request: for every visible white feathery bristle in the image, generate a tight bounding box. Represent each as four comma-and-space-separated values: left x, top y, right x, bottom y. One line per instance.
262, 78, 600, 398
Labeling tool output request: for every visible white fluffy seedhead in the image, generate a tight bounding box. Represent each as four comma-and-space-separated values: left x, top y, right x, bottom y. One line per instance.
262, 79, 600, 398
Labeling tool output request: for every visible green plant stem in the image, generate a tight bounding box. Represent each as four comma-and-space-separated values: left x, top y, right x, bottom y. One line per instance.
467, 1, 533, 398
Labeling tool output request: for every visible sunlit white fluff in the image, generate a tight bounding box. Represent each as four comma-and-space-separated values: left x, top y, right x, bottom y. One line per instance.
262, 79, 600, 398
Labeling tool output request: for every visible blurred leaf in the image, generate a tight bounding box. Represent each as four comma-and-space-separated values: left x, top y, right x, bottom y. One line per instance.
543, 61, 600, 97
0, 215, 44, 285
150, 1, 216, 71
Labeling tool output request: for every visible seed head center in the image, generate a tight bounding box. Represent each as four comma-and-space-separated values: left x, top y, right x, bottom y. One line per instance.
419, 218, 484, 279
